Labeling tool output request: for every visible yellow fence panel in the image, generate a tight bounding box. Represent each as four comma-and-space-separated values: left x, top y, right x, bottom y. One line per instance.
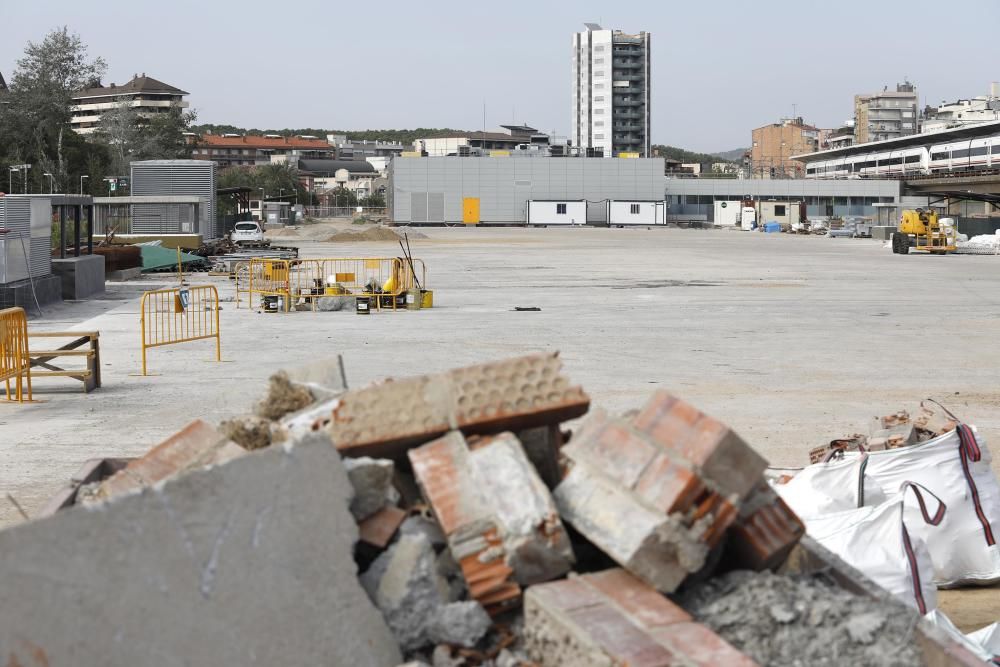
0, 306, 32, 402
245, 257, 428, 313
140, 285, 221, 375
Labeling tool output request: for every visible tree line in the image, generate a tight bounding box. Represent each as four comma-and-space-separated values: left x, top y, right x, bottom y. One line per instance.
0, 27, 195, 197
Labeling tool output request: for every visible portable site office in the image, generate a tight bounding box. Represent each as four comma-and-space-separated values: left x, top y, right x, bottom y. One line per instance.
525, 200, 587, 226
607, 200, 666, 226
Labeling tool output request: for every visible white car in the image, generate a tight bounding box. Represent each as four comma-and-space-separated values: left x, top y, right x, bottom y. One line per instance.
231, 221, 265, 244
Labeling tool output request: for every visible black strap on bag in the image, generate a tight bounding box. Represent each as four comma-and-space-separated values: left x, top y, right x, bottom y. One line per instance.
899, 482, 947, 615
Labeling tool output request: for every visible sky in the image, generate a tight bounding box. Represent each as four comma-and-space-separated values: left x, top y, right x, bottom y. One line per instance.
2, 0, 998, 152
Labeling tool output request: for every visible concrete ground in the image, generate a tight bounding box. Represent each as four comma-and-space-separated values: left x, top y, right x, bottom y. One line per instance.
2, 224, 999, 630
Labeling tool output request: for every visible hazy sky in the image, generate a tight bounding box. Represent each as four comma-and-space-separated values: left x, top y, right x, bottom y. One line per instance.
2, 0, 998, 152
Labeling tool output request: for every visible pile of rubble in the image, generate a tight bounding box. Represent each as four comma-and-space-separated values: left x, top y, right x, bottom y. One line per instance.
807, 401, 958, 463
2, 353, 979, 666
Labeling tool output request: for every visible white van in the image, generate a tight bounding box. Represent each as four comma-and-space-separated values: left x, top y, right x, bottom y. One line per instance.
231, 220, 265, 244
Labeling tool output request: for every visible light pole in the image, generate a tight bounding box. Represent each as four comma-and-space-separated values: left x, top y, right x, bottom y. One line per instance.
80, 174, 89, 195
22, 165, 30, 193
43, 172, 54, 194
8, 168, 14, 194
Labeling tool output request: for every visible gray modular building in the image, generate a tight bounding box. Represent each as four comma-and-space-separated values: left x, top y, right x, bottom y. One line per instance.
665, 178, 909, 221
389, 156, 665, 224
130, 160, 217, 238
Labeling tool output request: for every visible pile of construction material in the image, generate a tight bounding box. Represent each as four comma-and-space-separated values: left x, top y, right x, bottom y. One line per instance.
0, 354, 992, 666
775, 402, 1000, 661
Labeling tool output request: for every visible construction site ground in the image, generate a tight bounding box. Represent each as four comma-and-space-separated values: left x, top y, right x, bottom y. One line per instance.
3, 222, 1000, 631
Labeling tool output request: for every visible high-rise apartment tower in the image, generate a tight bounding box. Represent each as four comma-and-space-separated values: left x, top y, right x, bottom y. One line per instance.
572, 24, 651, 157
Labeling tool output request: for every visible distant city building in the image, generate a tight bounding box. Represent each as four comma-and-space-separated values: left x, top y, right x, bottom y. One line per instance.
853, 81, 918, 144
293, 158, 383, 201
922, 83, 1000, 133
70, 74, 189, 135
750, 117, 818, 178
572, 23, 651, 158
413, 125, 568, 157
819, 125, 855, 151
326, 135, 406, 161
191, 134, 334, 168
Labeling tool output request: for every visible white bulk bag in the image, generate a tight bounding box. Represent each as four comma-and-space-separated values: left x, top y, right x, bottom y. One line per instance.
923, 610, 1000, 662
774, 454, 886, 519
851, 425, 1000, 586
806, 482, 943, 613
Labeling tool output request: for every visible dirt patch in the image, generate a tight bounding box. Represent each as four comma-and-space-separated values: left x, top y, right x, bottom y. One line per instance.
255, 371, 314, 420
678, 570, 921, 666
326, 227, 406, 243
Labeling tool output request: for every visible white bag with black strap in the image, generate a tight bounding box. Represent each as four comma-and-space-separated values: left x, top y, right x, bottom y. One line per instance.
774, 453, 887, 519
850, 424, 1000, 587
806, 482, 944, 613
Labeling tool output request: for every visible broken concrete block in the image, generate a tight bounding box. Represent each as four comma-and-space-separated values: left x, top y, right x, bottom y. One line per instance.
344, 456, 400, 521
330, 352, 590, 460
0, 432, 402, 667
809, 434, 866, 464
871, 410, 911, 433
83, 420, 246, 503
359, 505, 408, 550
632, 391, 766, 500
554, 411, 736, 592
523, 569, 756, 666
255, 370, 315, 420
361, 533, 491, 651
399, 514, 448, 551
726, 482, 805, 571
409, 431, 575, 613
425, 600, 492, 647
283, 354, 348, 401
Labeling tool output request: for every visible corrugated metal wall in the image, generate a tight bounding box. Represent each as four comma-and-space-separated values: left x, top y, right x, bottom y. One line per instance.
391, 157, 665, 224
0, 197, 53, 283
130, 161, 217, 238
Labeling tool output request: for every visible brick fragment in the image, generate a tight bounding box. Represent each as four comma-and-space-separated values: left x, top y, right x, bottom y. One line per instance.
554, 410, 737, 592
914, 403, 958, 436
808, 434, 866, 464
358, 505, 407, 549
632, 391, 766, 499
330, 353, 589, 459
869, 422, 917, 451
87, 420, 245, 502
726, 482, 804, 571
409, 431, 574, 614
523, 569, 757, 667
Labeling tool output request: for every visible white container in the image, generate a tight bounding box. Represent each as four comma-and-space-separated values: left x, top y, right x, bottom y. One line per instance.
608, 200, 665, 226
526, 200, 586, 226
713, 200, 742, 227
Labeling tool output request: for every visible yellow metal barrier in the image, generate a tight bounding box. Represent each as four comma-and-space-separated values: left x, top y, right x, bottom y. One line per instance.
0, 307, 32, 402
140, 285, 221, 375
246, 257, 428, 312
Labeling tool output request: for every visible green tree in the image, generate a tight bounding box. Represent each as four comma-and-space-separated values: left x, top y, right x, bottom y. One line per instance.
1, 27, 106, 193
96, 100, 196, 177
215, 162, 306, 214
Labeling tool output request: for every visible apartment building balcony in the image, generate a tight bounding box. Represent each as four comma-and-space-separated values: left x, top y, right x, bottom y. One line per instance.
614, 110, 643, 120
612, 60, 642, 69
613, 135, 643, 145
613, 123, 644, 132
612, 73, 645, 82
612, 98, 644, 107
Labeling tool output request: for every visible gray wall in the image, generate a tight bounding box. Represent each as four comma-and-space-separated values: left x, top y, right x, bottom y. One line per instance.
390, 157, 665, 224
665, 178, 903, 220
130, 161, 217, 238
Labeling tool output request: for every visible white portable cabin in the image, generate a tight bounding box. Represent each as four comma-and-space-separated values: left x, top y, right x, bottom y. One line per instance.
525, 199, 587, 226
713, 200, 743, 227
607, 200, 665, 226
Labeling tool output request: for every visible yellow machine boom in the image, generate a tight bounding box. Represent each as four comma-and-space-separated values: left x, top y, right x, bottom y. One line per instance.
891, 209, 955, 255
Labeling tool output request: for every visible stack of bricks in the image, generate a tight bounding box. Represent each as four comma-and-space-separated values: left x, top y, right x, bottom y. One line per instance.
409, 431, 575, 615
554, 391, 803, 593
523, 568, 758, 666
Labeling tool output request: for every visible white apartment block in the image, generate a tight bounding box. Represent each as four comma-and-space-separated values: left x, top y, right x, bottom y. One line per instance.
572, 23, 651, 157
70, 74, 189, 135
922, 83, 1000, 133
853, 82, 918, 144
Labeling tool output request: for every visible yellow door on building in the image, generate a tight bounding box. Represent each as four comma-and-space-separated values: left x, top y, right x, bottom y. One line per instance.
462, 197, 480, 224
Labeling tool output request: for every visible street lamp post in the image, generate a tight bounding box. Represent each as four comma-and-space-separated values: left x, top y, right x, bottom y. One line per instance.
22, 165, 30, 193
43, 172, 54, 194
8, 168, 14, 194
80, 174, 89, 195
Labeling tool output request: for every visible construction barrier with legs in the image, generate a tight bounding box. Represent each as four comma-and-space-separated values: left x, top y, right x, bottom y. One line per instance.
0, 307, 32, 402
245, 257, 428, 312
140, 285, 221, 375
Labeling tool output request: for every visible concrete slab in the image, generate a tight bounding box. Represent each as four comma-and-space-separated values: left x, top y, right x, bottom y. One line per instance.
51, 255, 105, 300
0, 432, 402, 667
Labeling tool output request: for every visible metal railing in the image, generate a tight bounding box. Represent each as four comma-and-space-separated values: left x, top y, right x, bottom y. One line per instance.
304, 206, 388, 219
0, 307, 32, 402
140, 285, 221, 375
